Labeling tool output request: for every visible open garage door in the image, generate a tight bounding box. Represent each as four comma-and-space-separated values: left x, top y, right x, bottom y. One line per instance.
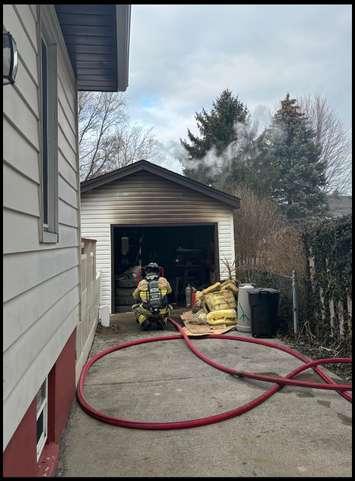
111, 224, 218, 313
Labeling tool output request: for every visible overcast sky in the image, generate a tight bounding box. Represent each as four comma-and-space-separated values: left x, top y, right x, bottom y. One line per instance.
125, 4, 352, 173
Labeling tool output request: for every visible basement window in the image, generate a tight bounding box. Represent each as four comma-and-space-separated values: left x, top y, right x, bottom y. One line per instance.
36, 378, 48, 461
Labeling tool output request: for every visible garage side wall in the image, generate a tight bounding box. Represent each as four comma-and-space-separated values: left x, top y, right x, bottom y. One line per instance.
80, 171, 236, 312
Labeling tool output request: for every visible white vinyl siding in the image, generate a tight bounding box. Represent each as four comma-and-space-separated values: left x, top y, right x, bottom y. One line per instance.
3, 117, 40, 182
3, 162, 40, 217
81, 171, 236, 312
3, 5, 80, 451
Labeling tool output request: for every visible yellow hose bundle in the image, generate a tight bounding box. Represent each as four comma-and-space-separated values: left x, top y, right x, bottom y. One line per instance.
195, 290, 203, 301
221, 289, 236, 307
207, 309, 237, 325
204, 293, 228, 311
204, 290, 236, 311
221, 280, 238, 295
201, 282, 221, 296
196, 280, 238, 324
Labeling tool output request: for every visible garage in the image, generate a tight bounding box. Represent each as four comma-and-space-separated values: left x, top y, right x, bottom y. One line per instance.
80, 160, 240, 314
112, 223, 218, 311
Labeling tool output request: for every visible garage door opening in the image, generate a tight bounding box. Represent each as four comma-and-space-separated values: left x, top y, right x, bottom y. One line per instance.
111, 224, 218, 312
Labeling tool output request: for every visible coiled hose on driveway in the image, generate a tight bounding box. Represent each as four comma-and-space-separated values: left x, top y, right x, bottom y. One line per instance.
77, 317, 352, 429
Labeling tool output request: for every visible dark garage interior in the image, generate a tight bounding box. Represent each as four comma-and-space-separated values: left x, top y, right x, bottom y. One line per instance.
111, 224, 218, 312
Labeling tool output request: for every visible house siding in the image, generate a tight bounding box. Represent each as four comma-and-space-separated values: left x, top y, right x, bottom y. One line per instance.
3, 400, 38, 477
80, 171, 236, 312
3, 4, 80, 451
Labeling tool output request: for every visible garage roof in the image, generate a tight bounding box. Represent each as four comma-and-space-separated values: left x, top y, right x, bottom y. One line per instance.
55, 5, 131, 92
80, 160, 240, 209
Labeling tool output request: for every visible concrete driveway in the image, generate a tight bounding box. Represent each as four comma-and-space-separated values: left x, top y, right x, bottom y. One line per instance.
57, 311, 352, 477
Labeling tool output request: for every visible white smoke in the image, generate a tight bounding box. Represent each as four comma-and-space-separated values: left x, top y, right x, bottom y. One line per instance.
252, 104, 272, 135
180, 118, 259, 182
151, 139, 185, 174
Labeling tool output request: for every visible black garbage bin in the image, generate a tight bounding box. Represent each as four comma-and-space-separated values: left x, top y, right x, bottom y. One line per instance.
248, 288, 280, 338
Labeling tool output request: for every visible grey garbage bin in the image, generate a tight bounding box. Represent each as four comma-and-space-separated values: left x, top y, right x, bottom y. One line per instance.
248, 288, 280, 338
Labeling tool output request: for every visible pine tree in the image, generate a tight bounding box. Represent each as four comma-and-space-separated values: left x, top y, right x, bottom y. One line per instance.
180, 89, 248, 186
221, 120, 260, 194
262, 94, 328, 223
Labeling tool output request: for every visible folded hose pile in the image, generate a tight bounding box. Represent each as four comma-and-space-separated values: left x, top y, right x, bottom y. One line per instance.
77, 317, 352, 429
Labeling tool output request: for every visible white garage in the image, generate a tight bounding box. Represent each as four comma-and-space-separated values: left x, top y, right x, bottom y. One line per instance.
80, 160, 240, 313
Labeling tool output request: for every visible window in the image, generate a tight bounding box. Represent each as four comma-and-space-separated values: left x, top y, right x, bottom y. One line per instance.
36, 378, 48, 460
41, 38, 48, 228
39, 19, 58, 243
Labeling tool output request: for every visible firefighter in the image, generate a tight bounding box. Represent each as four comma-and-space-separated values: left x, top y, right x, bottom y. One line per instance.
132, 262, 173, 330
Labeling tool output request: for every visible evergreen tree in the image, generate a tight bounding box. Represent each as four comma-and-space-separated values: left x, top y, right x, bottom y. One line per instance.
239, 128, 279, 198
221, 120, 260, 194
180, 89, 248, 186
261, 94, 328, 223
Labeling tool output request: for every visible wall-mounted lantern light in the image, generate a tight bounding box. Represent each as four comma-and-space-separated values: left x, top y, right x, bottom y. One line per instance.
3, 31, 18, 85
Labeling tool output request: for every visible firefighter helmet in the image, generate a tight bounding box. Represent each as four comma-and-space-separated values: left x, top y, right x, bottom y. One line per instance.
145, 262, 160, 275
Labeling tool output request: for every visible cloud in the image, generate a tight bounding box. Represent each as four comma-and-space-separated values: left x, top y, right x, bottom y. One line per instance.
125, 4, 351, 167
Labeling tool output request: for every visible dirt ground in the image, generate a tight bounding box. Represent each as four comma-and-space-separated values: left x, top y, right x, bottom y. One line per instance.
280, 335, 352, 383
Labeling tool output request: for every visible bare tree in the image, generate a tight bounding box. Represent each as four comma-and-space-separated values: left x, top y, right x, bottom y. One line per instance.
232, 185, 306, 278
299, 95, 352, 194
79, 92, 125, 180
79, 92, 156, 181
102, 124, 156, 172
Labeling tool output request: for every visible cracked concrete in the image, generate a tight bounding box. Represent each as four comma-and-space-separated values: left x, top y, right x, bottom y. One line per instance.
57, 311, 352, 477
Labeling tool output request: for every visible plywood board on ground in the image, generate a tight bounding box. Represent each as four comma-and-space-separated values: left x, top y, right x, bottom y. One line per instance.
180, 311, 236, 336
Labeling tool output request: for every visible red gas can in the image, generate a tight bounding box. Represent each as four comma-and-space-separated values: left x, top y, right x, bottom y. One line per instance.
191, 289, 196, 306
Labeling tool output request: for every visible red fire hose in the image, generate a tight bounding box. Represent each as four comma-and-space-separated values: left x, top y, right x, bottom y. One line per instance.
77, 318, 352, 429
